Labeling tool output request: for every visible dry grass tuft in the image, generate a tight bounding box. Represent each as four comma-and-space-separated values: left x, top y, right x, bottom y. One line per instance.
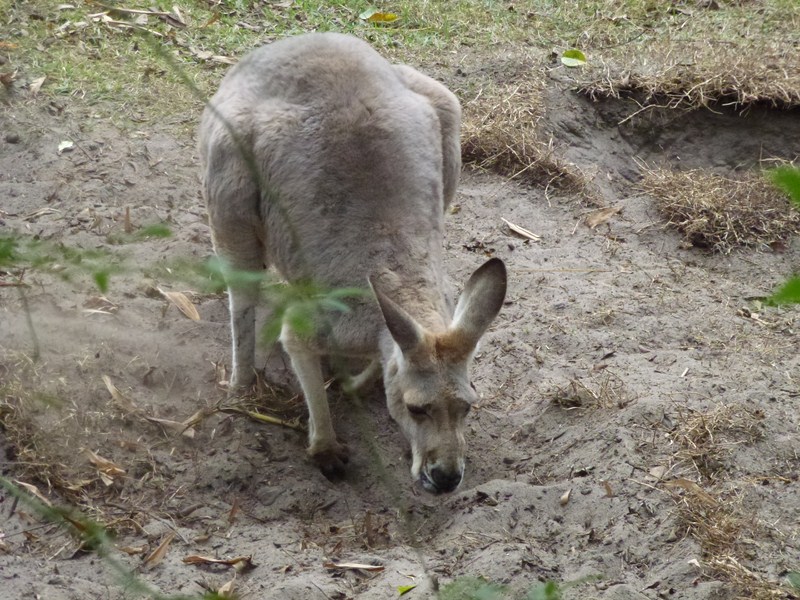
551, 373, 628, 410
580, 39, 800, 111
671, 403, 765, 481
460, 78, 587, 193
672, 485, 783, 599
639, 166, 800, 253
0, 353, 88, 507
666, 403, 788, 598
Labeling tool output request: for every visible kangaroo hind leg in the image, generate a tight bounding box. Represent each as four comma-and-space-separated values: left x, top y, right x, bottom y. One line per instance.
203, 130, 265, 390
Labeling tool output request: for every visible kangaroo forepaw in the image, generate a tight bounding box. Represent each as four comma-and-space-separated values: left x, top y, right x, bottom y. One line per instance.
309, 441, 350, 480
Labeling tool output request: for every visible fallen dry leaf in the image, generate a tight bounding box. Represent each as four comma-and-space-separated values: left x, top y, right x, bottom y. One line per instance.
585, 206, 622, 229
0, 71, 16, 88
323, 561, 385, 572
158, 288, 200, 321
13, 480, 52, 507
144, 532, 175, 569
218, 578, 236, 598
171, 5, 185, 25
29, 76, 46, 96
83, 295, 119, 315
57, 140, 74, 155
220, 406, 306, 432
501, 217, 541, 241
211, 55, 237, 65
118, 545, 147, 555
84, 449, 126, 486
200, 12, 220, 28
183, 555, 255, 572
102, 375, 141, 415
664, 478, 718, 506
359, 9, 399, 22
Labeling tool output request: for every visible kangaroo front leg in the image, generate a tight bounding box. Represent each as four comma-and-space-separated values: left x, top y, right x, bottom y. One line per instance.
281, 327, 349, 478
342, 358, 381, 394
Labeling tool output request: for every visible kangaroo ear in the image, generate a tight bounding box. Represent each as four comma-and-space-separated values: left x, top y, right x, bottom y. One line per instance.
450, 258, 507, 349
369, 276, 424, 354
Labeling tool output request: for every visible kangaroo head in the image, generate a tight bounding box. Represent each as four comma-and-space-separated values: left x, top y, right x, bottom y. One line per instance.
370, 258, 507, 494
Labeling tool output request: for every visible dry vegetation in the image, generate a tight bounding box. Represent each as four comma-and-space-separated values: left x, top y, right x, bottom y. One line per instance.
665, 403, 784, 599
580, 41, 800, 111
460, 77, 588, 192
639, 166, 800, 253
670, 403, 765, 482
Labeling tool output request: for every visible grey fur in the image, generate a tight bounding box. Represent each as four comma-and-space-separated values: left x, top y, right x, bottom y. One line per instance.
199, 33, 506, 492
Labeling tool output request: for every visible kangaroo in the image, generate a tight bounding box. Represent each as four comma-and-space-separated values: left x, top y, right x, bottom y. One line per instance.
199, 33, 506, 494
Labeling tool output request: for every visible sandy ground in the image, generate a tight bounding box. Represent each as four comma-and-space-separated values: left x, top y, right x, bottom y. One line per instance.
1, 76, 799, 600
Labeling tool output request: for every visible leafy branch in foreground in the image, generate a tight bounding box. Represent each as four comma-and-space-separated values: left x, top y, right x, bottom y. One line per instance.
765, 166, 800, 306
176, 255, 368, 343
0, 225, 170, 293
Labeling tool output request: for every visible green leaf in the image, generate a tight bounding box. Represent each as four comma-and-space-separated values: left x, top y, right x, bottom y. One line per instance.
285, 302, 316, 338
328, 286, 368, 299
93, 270, 110, 293
0, 237, 18, 266
398, 584, 417, 595
137, 223, 172, 239
561, 49, 586, 67
787, 572, 800, 589
765, 276, 800, 306
769, 166, 800, 207
526, 581, 560, 600
318, 297, 352, 314
438, 577, 506, 600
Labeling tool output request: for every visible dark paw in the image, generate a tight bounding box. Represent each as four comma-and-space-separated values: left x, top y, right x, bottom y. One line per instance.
310, 442, 350, 480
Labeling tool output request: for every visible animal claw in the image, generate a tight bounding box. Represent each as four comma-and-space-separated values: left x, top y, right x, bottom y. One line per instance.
310, 441, 350, 480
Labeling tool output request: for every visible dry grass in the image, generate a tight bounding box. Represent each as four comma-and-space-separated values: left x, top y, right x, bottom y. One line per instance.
577, 3, 800, 112
550, 373, 628, 409
0, 352, 90, 507
639, 166, 800, 253
581, 43, 800, 111
666, 403, 788, 598
671, 403, 765, 481
671, 479, 796, 600
671, 485, 785, 599
460, 77, 588, 192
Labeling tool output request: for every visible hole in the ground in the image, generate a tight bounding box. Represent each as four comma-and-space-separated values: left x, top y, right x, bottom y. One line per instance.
545, 86, 800, 193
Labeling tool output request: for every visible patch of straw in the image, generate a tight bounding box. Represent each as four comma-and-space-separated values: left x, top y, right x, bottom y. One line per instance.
666, 403, 787, 597
639, 166, 800, 253
460, 78, 587, 192
0, 353, 87, 506
673, 485, 783, 599
550, 373, 628, 410
671, 403, 765, 481
580, 39, 800, 111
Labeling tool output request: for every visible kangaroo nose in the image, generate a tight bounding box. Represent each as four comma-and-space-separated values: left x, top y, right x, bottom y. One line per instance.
429, 466, 462, 493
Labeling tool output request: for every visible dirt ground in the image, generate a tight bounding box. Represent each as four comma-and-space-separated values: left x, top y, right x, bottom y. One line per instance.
1, 67, 799, 599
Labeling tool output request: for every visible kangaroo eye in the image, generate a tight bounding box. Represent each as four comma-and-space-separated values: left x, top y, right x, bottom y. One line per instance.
407, 404, 429, 417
